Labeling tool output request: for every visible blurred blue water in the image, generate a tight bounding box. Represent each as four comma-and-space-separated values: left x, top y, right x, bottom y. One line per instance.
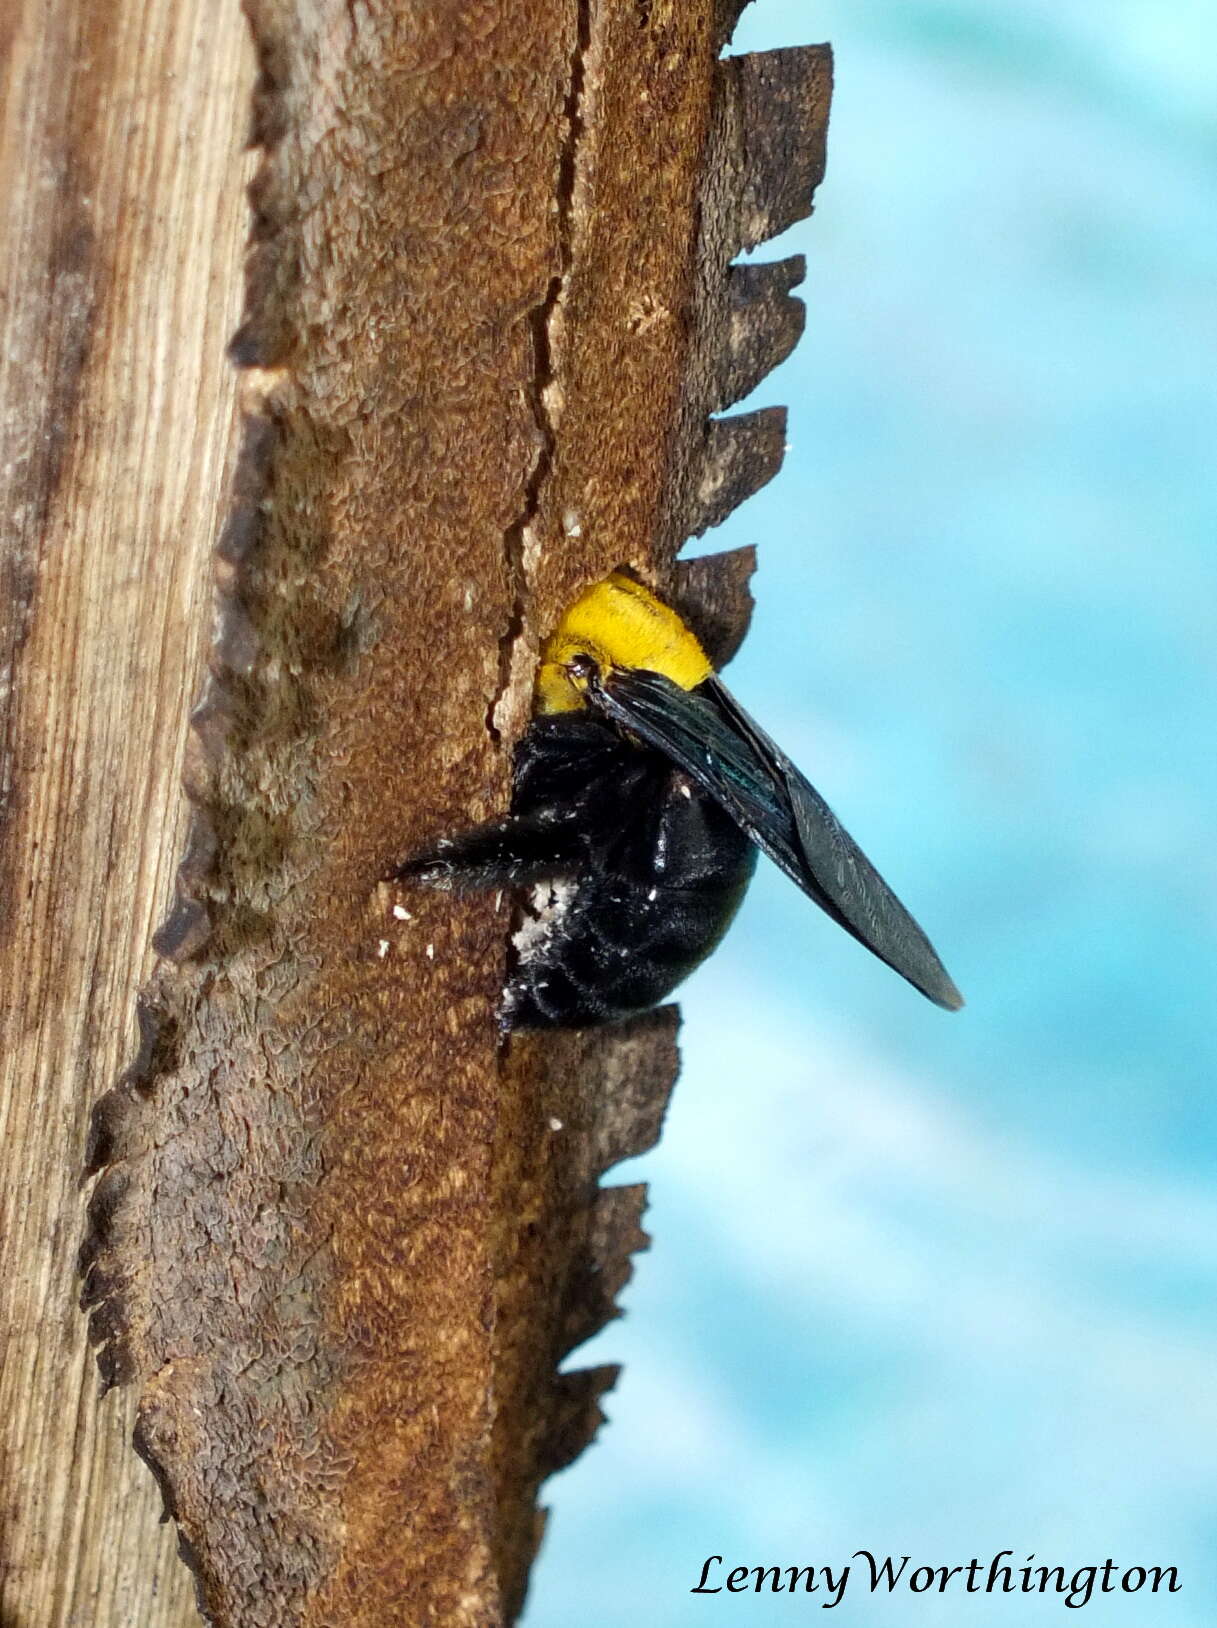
524, 2, 1217, 1622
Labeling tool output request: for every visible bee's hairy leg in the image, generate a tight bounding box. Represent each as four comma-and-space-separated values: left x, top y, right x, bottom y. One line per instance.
390, 811, 583, 893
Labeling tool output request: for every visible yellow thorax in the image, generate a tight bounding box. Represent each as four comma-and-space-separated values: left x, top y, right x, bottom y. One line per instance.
535, 571, 713, 715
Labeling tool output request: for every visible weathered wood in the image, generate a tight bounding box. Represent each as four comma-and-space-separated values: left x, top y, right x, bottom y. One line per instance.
0, 3, 254, 1625
2, 0, 830, 1622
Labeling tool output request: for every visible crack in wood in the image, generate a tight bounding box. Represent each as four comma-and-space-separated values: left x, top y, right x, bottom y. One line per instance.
488, 0, 591, 745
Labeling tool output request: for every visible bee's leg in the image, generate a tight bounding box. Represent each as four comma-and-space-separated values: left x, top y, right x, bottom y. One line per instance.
391, 812, 582, 893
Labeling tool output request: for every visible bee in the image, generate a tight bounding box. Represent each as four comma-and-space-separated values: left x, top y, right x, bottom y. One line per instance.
395, 570, 963, 1027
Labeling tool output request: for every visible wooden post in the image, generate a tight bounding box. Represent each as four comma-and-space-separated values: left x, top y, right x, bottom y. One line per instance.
1, 0, 829, 1622
1, 3, 253, 1624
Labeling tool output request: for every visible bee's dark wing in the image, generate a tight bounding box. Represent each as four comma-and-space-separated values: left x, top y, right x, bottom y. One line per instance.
588, 667, 964, 1011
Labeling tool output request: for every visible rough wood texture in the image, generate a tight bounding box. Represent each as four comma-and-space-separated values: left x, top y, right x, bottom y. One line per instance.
0, 4, 254, 1626
3, 0, 829, 1622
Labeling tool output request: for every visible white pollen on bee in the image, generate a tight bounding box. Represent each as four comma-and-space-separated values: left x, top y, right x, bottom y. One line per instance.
647, 887, 658, 901
562, 509, 583, 538
425, 942, 435, 959
392, 904, 411, 920
548, 1117, 564, 1132
680, 783, 692, 799
377, 939, 389, 957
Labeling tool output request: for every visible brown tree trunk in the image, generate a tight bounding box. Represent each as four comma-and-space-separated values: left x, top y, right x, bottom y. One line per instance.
1, 1, 829, 1624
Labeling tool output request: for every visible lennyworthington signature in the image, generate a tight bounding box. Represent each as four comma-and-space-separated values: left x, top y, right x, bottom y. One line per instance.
691, 1551, 1181, 1610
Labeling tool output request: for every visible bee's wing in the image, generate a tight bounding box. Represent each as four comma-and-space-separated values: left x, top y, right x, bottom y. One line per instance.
589, 668, 964, 1011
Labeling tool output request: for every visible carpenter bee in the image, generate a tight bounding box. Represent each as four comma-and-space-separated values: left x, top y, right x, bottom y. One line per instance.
394, 570, 963, 1027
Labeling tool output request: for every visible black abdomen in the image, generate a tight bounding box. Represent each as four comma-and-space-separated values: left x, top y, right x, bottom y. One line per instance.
505, 721, 756, 1027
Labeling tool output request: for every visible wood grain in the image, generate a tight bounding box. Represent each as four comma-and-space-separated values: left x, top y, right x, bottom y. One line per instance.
0, 2, 254, 1625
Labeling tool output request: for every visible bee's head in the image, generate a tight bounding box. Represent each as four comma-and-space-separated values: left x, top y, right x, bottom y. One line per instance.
535, 570, 712, 715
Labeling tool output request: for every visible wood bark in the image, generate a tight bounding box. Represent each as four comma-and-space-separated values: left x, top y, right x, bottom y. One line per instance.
1, 0, 830, 1623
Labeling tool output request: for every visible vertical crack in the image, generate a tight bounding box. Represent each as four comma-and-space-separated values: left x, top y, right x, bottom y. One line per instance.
487, 0, 590, 743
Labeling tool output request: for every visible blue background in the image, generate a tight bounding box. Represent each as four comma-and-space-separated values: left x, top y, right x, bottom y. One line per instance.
527, 2, 1217, 1622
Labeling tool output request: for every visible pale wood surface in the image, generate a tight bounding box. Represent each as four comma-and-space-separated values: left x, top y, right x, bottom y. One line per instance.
0, 2, 254, 1623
